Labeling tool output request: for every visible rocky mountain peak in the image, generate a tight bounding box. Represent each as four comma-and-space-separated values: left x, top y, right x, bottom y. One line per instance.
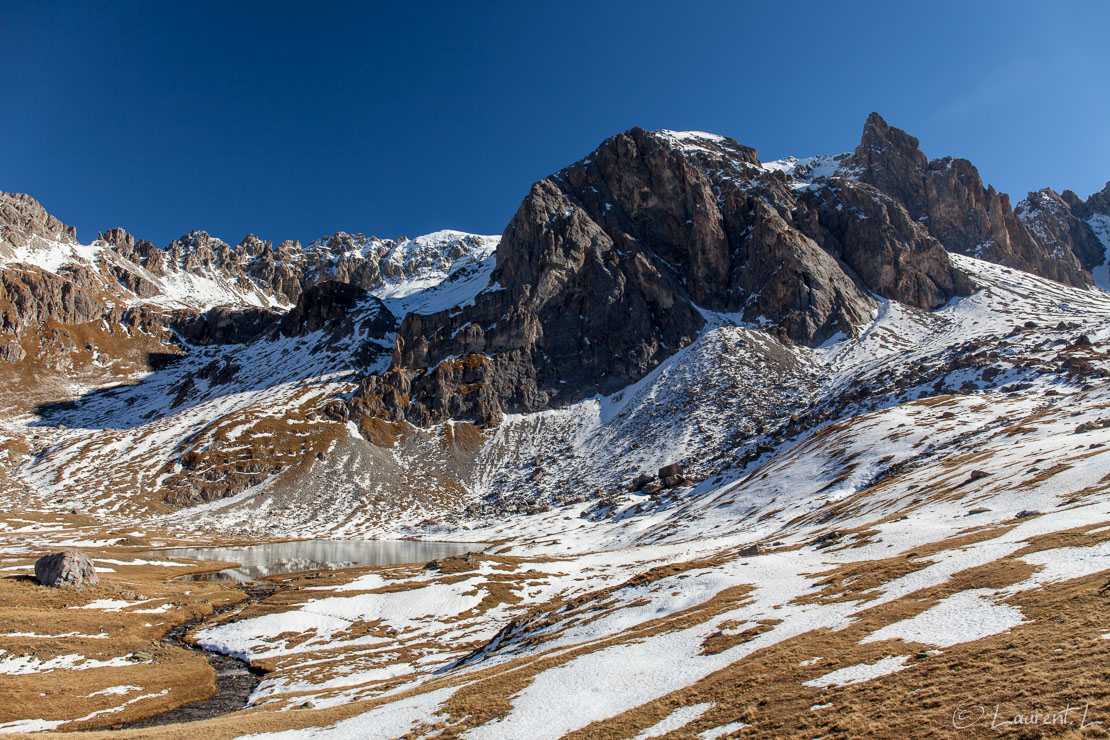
1014, 188, 1105, 271
650, 128, 762, 167
0, 191, 78, 249
237, 233, 272, 253
97, 226, 136, 249
169, 229, 222, 252
1087, 182, 1110, 215
855, 111, 929, 173
846, 116, 1094, 287
348, 121, 976, 428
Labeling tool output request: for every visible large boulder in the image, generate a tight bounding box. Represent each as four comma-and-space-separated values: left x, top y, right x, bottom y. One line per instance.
34, 551, 98, 588
658, 462, 689, 488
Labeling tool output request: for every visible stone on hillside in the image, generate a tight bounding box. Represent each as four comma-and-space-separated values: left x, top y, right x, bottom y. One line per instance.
658, 463, 684, 480
0, 343, 26, 363
34, 551, 98, 588
1062, 356, 1095, 376
658, 463, 689, 488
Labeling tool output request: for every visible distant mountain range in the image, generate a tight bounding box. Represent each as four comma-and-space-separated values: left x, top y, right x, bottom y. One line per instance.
0, 112, 1108, 535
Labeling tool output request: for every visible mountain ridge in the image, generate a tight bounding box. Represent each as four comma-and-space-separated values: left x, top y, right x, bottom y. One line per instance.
7, 113, 1110, 736
348, 113, 1108, 429
1, 112, 1109, 523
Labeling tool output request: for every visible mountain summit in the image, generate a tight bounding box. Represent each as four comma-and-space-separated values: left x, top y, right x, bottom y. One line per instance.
348, 114, 1109, 428
0, 112, 1107, 519
5, 113, 1110, 736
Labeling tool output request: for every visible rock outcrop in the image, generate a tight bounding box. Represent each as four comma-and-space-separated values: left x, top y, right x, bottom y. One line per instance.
793, 179, 973, 309
1081, 182, 1110, 218
0, 266, 105, 333
846, 113, 1093, 287
0, 192, 77, 249
170, 305, 281, 345
350, 125, 974, 427
1015, 188, 1106, 272
34, 551, 98, 587
279, 281, 395, 338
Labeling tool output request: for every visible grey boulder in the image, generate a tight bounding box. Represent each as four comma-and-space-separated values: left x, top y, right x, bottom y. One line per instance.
34, 551, 98, 588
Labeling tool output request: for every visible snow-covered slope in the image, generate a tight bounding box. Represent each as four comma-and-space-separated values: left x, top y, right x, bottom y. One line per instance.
120, 252, 1110, 738
0, 224, 500, 523
1087, 212, 1110, 289
761, 153, 854, 183
129, 252, 1110, 543
5, 127, 1110, 737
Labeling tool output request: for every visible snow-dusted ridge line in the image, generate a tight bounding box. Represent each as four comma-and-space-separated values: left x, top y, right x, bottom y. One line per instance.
0, 225, 500, 312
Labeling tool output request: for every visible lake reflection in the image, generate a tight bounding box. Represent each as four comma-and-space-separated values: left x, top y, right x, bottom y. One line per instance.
151, 539, 488, 582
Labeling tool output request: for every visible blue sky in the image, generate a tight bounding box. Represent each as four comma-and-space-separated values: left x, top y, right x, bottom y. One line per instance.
2, 1, 1108, 247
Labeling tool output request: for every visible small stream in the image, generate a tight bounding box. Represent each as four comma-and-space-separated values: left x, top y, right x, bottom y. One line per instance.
110, 539, 487, 729
110, 581, 276, 730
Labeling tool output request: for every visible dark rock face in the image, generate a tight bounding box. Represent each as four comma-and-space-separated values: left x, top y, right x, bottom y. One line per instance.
1085, 183, 1110, 217
1015, 189, 1106, 272
279, 281, 395, 338
847, 113, 1093, 287
170, 306, 281, 346
793, 180, 973, 309
34, 551, 98, 587
351, 126, 973, 427
157, 286, 397, 433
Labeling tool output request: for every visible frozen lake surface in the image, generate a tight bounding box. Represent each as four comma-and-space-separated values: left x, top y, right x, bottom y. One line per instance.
152, 539, 488, 581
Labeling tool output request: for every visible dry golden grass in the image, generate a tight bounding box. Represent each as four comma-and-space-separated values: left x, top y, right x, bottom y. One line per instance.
3, 516, 1104, 739
359, 416, 404, 448
0, 544, 247, 731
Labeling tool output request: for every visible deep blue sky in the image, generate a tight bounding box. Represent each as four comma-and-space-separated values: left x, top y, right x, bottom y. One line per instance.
2, 1, 1108, 247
